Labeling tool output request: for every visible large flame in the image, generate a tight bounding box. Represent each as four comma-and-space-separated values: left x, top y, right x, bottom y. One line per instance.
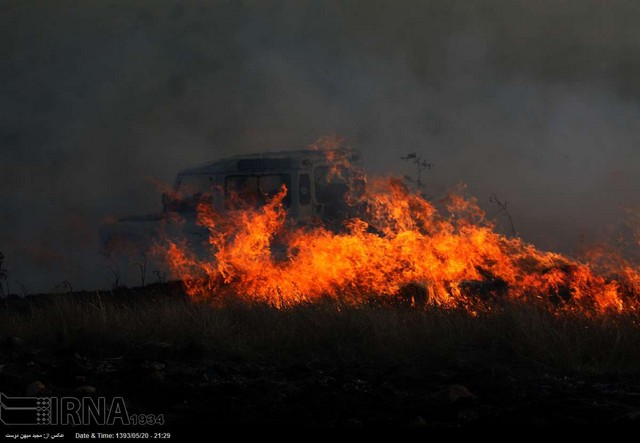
160, 157, 640, 315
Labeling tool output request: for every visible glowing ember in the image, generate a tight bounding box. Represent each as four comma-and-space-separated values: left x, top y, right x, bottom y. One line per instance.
159, 149, 640, 315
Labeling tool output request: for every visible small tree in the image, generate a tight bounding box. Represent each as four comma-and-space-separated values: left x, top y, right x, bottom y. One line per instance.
489, 194, 517, 237
401, 153, 434, 199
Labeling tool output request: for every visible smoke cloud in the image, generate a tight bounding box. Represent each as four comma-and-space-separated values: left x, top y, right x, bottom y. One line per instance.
3, 1, 640, 292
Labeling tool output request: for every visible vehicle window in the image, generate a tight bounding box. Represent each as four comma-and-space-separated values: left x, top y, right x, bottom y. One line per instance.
169, 175, 213, 212
225, 174, 291, 209
299, 174, 311, 206
314, 166, 349, 204
177, 175, 211, 195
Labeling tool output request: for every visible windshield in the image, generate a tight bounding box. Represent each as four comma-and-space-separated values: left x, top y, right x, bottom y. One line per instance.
225, 174, 291, 209
166, 175, 213, 212
177, 175, 211, 195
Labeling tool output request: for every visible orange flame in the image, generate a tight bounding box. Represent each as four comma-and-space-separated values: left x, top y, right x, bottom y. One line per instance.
160, 161, 640, 315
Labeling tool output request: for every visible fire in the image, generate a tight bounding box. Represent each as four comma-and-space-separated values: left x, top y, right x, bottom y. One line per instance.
159, 155, 640, 315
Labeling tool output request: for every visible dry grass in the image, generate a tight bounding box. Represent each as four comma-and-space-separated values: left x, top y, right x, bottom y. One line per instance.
2, 288, 640, 375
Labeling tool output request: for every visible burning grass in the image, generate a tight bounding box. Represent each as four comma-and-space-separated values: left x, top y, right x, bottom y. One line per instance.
161, 176, 640, 315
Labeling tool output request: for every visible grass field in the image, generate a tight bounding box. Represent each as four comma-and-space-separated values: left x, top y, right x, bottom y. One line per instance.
2, 285, 640, 428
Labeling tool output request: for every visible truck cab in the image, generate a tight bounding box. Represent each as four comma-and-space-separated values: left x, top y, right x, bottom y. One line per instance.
165, 147, 364, 222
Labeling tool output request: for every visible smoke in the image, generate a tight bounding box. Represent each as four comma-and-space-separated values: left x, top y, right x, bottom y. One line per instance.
2, 0, 640, 292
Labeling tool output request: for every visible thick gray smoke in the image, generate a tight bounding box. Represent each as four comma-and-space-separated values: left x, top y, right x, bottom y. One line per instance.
3, 1, 640, 292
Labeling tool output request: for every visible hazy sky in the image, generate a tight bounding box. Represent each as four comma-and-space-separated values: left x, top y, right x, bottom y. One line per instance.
3, 1, 640, 292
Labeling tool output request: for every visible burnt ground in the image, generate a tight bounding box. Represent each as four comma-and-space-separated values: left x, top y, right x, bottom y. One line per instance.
2, 287, 640, 434
3, 337, 640, 432
3, 355, 640, 435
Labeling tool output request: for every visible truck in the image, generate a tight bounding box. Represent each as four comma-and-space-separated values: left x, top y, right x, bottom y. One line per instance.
98, 148, 366, 284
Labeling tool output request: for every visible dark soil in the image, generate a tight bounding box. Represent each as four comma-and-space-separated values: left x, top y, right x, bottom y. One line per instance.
2, 286, 640, 432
